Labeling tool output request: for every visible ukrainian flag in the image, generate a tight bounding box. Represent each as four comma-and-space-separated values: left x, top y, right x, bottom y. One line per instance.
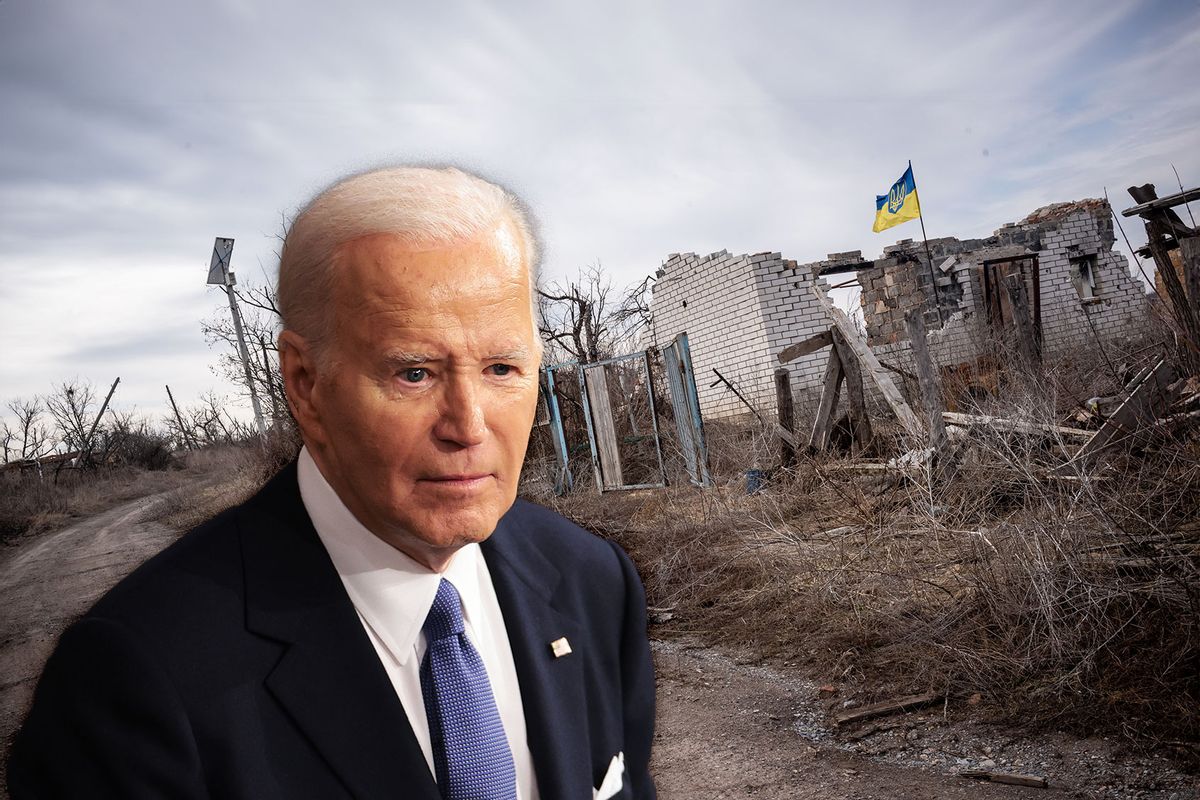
873, 165, 921, 232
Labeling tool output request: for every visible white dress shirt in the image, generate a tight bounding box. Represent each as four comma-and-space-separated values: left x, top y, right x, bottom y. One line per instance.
297, 447, 539, 799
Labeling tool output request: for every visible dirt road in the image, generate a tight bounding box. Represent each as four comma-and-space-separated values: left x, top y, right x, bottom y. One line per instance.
0, 492, 181, 769
1, 491, 1195, 798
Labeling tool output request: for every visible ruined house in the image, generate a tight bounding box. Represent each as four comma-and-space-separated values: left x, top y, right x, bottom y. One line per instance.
650, 199, 1149, 420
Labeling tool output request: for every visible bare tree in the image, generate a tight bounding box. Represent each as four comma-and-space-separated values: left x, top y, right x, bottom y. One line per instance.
44, 380, 97, 453
0, 421, 13, 464
202, 278, 288, 427
177, 391, 259, 447
537, 264, 614, 363
537, 264, 658, 363
3, 397, 54, 463
610, 274, 655, 353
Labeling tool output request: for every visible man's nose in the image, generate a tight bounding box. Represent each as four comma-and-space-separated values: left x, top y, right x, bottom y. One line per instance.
434, 374, 487, 447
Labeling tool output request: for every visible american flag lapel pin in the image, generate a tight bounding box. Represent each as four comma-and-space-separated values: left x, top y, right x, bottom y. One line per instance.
550, 637, 572, 658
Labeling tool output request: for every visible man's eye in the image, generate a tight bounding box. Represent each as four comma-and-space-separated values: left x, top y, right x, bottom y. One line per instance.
401, 368, 427, 383
489, 364, 513, 377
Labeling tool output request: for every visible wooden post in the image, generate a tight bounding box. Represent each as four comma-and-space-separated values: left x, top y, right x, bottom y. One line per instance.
832, 330, 872, 454
903, 310, 948, 460
1181, 237, 1200, 316
810, 283, 923, 438
774, 368, 796, 468
165, 384, 194, 451
808, 348, 845, 451
1127, 185, 1200, 372
79, 377, 120, 466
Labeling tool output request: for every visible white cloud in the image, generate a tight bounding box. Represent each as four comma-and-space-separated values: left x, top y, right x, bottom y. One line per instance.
1, 0, 1197, 426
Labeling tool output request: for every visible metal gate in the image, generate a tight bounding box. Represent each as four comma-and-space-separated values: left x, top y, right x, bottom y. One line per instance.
541, 332, 711, 494
661, 333, 712, 487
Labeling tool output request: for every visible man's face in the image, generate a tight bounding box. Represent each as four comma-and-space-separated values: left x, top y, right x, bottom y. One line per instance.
298, 220, 540, 568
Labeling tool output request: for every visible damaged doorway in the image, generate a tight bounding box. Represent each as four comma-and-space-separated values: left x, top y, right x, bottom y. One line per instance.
541, 333, 711, 494
981, 255, 1042, 360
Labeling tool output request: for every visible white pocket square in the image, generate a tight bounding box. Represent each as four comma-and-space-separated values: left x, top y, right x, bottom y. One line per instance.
592, 751, 625, 800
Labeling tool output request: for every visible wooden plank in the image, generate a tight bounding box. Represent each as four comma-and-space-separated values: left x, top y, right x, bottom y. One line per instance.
1073, 358, 1175, 462
1121, 186, 1200, 217
959, 770, 1049, 789
777, 329, 833, 364
834, 692, 941, 726
1181, 236, 1200, 314
811, 283, 923, 438
583, 366, 623, 489
903, 310, 948, 458
832, 329, 872, 453
808, 347, 844, 451
942, 412, 1094, 441
774, 368, 796, 468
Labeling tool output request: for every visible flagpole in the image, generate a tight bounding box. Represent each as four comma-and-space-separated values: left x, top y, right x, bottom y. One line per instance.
908, 160, 940, 320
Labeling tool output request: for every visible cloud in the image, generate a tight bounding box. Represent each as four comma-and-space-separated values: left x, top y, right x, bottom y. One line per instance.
1, 0, 1197, 424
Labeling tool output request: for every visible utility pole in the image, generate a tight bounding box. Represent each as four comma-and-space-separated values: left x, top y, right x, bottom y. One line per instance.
165, 384, 195, 450
206, 237, 267, 438
79, 376, 120, 466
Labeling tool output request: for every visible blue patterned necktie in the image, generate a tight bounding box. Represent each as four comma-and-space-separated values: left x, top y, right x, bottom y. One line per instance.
420, 578, 518, 800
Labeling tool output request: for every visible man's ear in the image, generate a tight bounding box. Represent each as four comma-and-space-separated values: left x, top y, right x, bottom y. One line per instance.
278, 329, 325, 444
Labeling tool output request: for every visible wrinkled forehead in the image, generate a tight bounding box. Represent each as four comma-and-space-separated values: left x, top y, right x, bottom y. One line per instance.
326, 223, 535, 333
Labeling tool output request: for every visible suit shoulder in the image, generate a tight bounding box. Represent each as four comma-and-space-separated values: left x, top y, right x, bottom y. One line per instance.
504, 498, 629, 572
85, 503, 244, 627
88, 463, 298, 624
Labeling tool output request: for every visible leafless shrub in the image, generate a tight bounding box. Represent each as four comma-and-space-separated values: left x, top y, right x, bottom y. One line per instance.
2, 397, 55, 463
549, 392, 1199, 744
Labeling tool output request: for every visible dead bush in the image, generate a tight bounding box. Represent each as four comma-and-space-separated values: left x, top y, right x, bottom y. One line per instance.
547, 394, 1199, 745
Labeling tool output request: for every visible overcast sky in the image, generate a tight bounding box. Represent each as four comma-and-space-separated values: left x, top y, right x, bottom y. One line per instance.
2, 0, 1198, 428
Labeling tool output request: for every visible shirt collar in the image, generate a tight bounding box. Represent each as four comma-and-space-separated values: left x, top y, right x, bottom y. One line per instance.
296, 446, 484, 666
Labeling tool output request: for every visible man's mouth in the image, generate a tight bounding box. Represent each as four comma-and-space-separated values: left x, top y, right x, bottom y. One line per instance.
421, 473, 494, 487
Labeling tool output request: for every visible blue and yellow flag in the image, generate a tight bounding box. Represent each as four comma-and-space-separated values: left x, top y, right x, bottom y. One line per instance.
873, 165, 921, 232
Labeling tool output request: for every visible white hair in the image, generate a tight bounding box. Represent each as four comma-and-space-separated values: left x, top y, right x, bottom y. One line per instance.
277, 164, 541, 353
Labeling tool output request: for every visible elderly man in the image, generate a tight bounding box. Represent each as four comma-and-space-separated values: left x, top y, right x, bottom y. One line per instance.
9, 166, 656, 799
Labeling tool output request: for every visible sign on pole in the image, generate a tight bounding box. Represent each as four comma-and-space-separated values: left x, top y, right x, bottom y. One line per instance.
207, 237, 235, 285
204, 235, 268, 438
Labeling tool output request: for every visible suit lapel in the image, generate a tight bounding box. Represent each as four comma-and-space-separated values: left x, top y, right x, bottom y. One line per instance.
239, 464, 439, 800
483, 511, 593, 800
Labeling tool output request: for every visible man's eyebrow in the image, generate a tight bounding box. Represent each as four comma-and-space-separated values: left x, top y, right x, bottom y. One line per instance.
383, 350, 436, 366
486, 346, 536, 362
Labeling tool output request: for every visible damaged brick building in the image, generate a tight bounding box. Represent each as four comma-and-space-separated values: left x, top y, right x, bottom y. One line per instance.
651, 199, 1149, 420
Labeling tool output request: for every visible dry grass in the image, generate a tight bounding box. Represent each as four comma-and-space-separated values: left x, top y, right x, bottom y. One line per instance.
0, 441, 284, 545
541, 380, 1200, 745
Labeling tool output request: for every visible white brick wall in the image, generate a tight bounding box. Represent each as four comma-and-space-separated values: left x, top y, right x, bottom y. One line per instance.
649, 205, 1149, 423
652, 251, 776, 419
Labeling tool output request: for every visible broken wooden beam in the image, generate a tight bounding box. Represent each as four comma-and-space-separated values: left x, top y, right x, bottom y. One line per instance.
1121, 186, 1200, 218
1071, 358, 1176, 463
903, 310, 949, 459
959, 770, 1049, 789
834, 692, 942, 726
833, 329, 873, 453
941, 412, 1095, 441
810, 282, 924, 438
808, 346, 845, 451
774, 368, 796, 468
777, 329, 833, 364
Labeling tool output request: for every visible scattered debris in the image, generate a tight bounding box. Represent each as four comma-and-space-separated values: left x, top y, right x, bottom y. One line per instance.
834, 692, 943, 727
959, 769, 1049, 789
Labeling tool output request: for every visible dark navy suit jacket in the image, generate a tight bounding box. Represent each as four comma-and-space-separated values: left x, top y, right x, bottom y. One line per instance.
8, 462, 656, 799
